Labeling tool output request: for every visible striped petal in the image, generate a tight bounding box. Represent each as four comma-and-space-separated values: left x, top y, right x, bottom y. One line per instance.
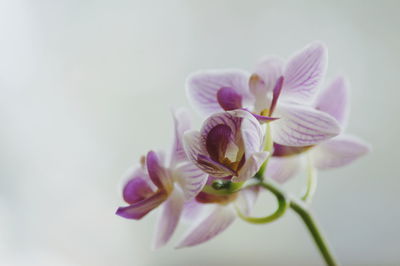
170, 108, 192, 166
153, 186, 185, 249
282, 41, 327, 103
175, 162, 208, 200
272, 103, 341, 147
176, 205, 236, 248
311, 134, 370, 169
186, 69, 251, 116
239, 109, 265, 158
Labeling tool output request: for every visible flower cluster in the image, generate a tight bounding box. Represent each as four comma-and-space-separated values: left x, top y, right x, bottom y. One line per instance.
116, 41, 369, 249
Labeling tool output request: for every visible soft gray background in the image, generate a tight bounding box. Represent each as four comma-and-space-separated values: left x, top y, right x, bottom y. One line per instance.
0, 0, 398, 265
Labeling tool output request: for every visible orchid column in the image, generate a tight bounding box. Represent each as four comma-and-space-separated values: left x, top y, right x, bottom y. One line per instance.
116, 41, 369, 266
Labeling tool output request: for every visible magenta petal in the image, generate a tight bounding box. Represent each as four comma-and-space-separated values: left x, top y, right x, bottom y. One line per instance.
283, 41, 327, 103
116, 191, 168, 220
315, 76, 349, 128
176, 205, 236, 248
153, 187, 185, 249
146, 151, 172, 191
186, 70, 250, 116
312, 134, 370, 169
206, 124, 232, 161
123, 169, 155, 204
170, 108, 192, 166
217, 87, 243, 111
269, 76, 284, 115
272, 103, 341, 146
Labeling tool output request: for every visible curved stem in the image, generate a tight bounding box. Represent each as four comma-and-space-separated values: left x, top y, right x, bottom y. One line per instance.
290, 198, 338, 266
235, 180, 288, 224
301, 154, 317, 203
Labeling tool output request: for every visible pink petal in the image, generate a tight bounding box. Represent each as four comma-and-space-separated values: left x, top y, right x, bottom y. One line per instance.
283, 41, 328, 103
176, 205, 236, 248
272, 103, 341, 147
233, 151, 269, 182
200, 111, 242, 140
265, 156, 302, 183
186, 70, 251, 116
116, 191, 168, 220
170, 108, 192, 166
315, 76, 349, 128
146, 151, 173, 191
122, 168, 155, 204
311, 134, 370, 169
153, 186, 185, 249
175, 162, 208, 200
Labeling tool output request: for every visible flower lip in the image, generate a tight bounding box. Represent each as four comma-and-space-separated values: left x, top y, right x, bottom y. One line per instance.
205, 124, 232, 161
217, 87, 243, 111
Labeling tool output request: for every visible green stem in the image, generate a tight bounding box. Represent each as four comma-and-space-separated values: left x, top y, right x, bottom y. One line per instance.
289, 198, 338, 266
301, 154, 317, 203
235, 180, 288, 224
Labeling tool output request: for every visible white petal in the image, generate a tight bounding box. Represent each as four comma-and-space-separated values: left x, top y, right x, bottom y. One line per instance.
176, 205, 236, 248
233, 151, 269, 182
265, 156, 302, 183
272, 103, 341, 146
314, 76, 349, 128
153, 186, 185, 249
311, 134, 370, 169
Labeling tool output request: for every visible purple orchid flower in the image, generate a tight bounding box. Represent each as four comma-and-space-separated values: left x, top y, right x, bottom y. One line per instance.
116, 109, 208, 248
186, 41, 341, 147
176, 186, 259, 248
266, 77, 370, 183
183, 109, 269, 183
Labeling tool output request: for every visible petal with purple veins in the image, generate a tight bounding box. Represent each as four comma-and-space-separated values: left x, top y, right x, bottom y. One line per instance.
153, 186, 185, 249
272, 103, 341, 147
176, 205, 236, 248
283, 41, 327, 103
175, 161, 208, 200
170, 108, 192, 166
311, 134, 370, 169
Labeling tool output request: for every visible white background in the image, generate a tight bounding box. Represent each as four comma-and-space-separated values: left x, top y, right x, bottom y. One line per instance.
0, 0, 399, 265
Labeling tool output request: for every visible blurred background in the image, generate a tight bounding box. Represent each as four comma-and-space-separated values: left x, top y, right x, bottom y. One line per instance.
0, 0, 399, 265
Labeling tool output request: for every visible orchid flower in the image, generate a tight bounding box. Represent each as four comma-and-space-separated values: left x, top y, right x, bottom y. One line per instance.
186, 41, 341, 147
176, 186, 259, 248
266, 77, 370, 184
183, 109, 269, 183
116, 109, 208, 248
